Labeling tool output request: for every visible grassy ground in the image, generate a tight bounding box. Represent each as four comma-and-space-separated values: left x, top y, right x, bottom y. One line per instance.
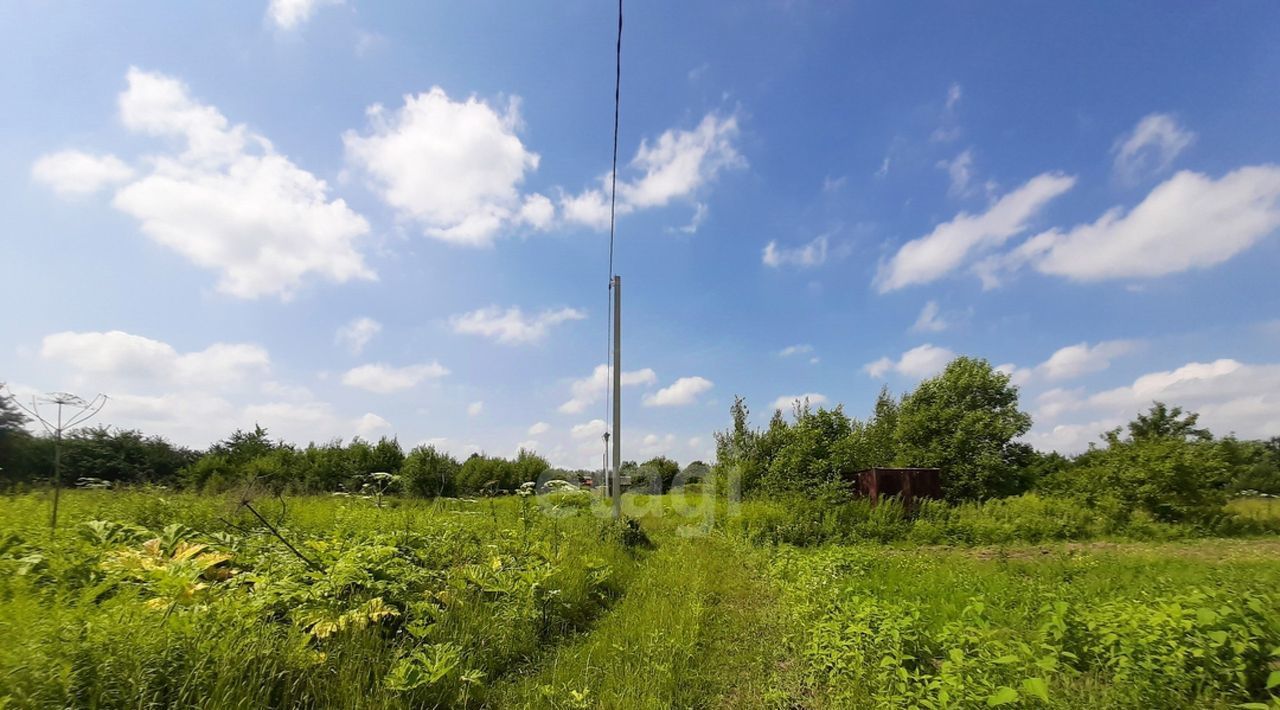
0, 490, 1278, 708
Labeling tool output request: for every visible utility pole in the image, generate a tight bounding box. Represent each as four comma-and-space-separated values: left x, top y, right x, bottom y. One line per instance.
611, 275, 622, 519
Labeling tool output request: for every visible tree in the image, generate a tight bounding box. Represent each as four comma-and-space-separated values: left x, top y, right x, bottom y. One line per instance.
680, 460, 712, 486
401, 445, 460, 497
0, 387, 32, 484
713, 396, 761, 493
635, 456, 680, 492
1125, 401, 1211, 442
893, 357, 1032, 501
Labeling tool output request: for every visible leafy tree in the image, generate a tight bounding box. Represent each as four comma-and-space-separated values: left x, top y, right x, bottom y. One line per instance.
210, 426, 276, 466
761, 404, 853, 494
1126, 401, 1211, 442
1218, 436, 1280, 495
0, 388, 34, 485
713, 396, 761, 493
680, 460, 712, 485
61, 426, 197, 486
1071, 436, 1229, 523
401, 445, 460, 497
863, 386, 899, 467
893, 357, 1032, 501
370, 436, 405, 474
635, 456, 680, 492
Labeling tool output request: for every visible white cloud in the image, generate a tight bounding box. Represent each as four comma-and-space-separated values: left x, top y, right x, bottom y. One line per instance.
771, 393, 829, 412
995, 362, 1034, 387
562, 113, 744, 229
930, 83, 963, 142
674, 202, 708, 234
1007, 166, 1280, 283
1037, 340, 1137, 381
1026, 358, 1280, 453
336, 317, 381, 355
558, 188, 612, 230
863, 344, 956, 379
937, 149, 974, 197
778, 344, 813, 358
1112, 113, 1195, 184
354, 412, 391, 438
571, 419, 607, 440
875, 156, 891, 179
341, 362, 448, 394
911, 300, 949, 333
528, 421, 550, 435
559, 364, 657, 414
33, 331, 363, 447
875, 172, 1075, 292
643, 376, 713, 407
267, 0, 341, 30
343, 87, 544, 246
467, 400, 484, 417
96, 68, 373, 300
41, 330, 268, 387
450, 305, 586, 345
518, 193, 555, 229
763, 234, 828, 268
31, 150, 134, 196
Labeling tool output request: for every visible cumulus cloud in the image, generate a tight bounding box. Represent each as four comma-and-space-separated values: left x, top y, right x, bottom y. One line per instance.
341, 362, 449, 394
863, 344, 956, 379
643, 376, 713, 407
467, 400, 484, 417
354, 412, 391, 438
336, 317, 381, 355
562, 113, 744, 229
1037, 340, 1138, 381
450, 305, 586, 345
570, 419, 607, 439
267, 0, 340, 29
528, 421, 550, 435
41, 330, 268, 387
875, 172, 1075, 292
343, 87, 547, 246
995, 362, 1034, 387
559, 364, 657, 414
762, 234, 827, 268
1112, 113, 1195, 184
1002, 166, 1280, 283
1025, 358, 1280, 453
771, 393, 828, 412
58, 68, 374, 300
34, 330, 352, 447
31, 150, 134, 196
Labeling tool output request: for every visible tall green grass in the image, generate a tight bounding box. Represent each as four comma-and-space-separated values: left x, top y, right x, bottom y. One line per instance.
0, 490, 641, 708
770, 543, 1280, 708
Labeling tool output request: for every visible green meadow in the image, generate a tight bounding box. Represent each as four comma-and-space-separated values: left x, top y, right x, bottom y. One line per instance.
1, 489, 1278, 709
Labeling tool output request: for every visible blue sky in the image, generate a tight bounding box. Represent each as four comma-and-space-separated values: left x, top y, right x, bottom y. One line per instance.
4, 1, 1280, 467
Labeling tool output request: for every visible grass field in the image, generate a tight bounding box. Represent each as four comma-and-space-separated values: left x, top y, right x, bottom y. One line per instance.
1, 490, 1278, 708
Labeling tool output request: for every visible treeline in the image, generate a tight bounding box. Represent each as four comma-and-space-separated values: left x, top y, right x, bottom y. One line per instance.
0, 388, 720, 495
0, 418, 574, 495
714, 357, 1280, 524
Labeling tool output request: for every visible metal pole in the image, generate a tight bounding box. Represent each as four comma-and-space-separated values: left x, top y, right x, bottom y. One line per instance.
611, 275, 622, 519
51, 404, 62, 532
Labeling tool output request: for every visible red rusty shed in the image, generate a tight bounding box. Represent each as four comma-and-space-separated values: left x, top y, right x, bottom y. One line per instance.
849, 467, 943, 508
